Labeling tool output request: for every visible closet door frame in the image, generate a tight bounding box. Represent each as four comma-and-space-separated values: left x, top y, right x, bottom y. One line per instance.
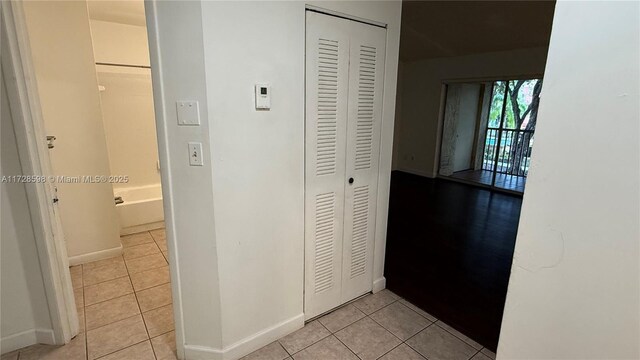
304, 8, 389, 320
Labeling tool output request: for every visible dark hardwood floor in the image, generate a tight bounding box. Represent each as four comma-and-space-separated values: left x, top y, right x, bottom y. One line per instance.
384, 171, 523, 351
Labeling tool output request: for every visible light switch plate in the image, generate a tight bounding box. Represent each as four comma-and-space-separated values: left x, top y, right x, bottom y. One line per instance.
177, 100, 200, 125
188, 142, 203, 166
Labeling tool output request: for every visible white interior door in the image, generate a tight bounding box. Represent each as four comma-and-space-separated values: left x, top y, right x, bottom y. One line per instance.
452, 84, 481, 172
305, 11, 386, 319
340, 20, 386, 303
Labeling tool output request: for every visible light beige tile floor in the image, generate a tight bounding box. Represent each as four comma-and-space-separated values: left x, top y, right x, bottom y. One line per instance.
3, 229, 176, 360
4, 230, 498, 360
242, 290, 498, 360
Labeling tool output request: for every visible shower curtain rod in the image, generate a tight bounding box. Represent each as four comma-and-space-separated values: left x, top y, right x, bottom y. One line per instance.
95, 62, 151, 69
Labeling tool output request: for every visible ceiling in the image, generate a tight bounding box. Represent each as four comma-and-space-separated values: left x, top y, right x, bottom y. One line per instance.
84, 0, 554, 59
400, 1, 556, 61
87, 0, 146, 26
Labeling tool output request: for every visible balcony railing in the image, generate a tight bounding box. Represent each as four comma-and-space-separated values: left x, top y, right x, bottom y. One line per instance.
482, 128, 534, 177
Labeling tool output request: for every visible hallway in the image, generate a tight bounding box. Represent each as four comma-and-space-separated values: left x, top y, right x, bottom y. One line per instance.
243, 290, 496, 360
384, 172, 522, 350
1, 229, 176, 360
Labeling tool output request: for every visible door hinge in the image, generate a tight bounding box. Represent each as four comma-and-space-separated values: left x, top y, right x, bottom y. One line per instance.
52, 186, 59, 204
47, 135, 56, 149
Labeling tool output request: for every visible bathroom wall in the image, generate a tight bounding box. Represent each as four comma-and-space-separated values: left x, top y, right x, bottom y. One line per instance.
89, 19, 160, 192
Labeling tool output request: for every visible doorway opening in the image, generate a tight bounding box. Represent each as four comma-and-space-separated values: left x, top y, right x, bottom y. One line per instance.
6, 1, 176, 358
386, 0, 555, 352
439, 79, 542, 193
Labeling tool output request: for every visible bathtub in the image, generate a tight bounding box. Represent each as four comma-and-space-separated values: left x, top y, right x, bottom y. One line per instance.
114, 184, 164, 235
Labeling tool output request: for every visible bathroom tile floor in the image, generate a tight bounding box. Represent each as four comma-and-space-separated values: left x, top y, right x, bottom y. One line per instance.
242, 290, 497, 360
1, 229, 176, 360
2, 229, 497, 360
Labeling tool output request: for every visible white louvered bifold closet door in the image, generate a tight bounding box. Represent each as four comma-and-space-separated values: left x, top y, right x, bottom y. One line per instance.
304, 11, 351, 319
340, 21, 386, 304
305, 11, 386, 319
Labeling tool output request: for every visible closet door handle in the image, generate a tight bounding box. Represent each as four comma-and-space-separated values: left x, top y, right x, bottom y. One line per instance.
348, 177, 354, 184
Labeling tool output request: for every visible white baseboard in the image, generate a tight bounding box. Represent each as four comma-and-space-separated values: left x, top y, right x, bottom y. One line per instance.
68, 244, 123, 266
395, 167, 436, 178
183, 313, 304, 360
120, 221, 165, 236
373, 277, 387, 293
35, 329, 54, 345
1, 328, 54, 354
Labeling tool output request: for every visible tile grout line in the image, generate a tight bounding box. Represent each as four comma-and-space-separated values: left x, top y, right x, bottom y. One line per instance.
469, 348, 483, 360
366, 312, 404, 344
92, 339, 150, 360
84, 273, 168, 311
401, 321, 437, 359
122, 242, 157, 360
388, 295, 486, 353
82, 264, 88, 360
368, 300, 440, 355
278, 322, 333, 357
84, 264, 155, 355
141, 232, 160, 360
332, 329, 362, 360
84, 289, 136, 313
360, 299, 418, 360
374, 341, 405, 360
82, 274, 129, 289
84, 297, 173, 357
325, 304, 389, 360
432, 320, 483, 351
280, 292, 405, 360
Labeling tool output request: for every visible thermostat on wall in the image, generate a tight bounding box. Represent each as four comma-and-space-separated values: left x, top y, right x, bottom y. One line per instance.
255, 84, 271, 110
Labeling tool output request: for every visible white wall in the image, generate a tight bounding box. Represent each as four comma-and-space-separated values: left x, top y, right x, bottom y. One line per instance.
498, 2, 640, 359
200, 2, 305, 349
394, 47, 548, 177
147, 1, 400, 358
145, 2, 223, 357
1, 67, 53, 354
22, 1, 121, 260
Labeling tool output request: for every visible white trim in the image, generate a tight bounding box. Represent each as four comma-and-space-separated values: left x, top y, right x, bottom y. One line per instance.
442, 73, 545, 84
183, 314, 304, 360
120, 221, 165, 236
2, 1, 78, 345
68, 244, 123, 266
433, 83, 448, 176
144, 1, 186, 359
395, 167, 436, 178
305, 5, 387, 28
372, 277, 387, 293
0, 329, 55, 354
